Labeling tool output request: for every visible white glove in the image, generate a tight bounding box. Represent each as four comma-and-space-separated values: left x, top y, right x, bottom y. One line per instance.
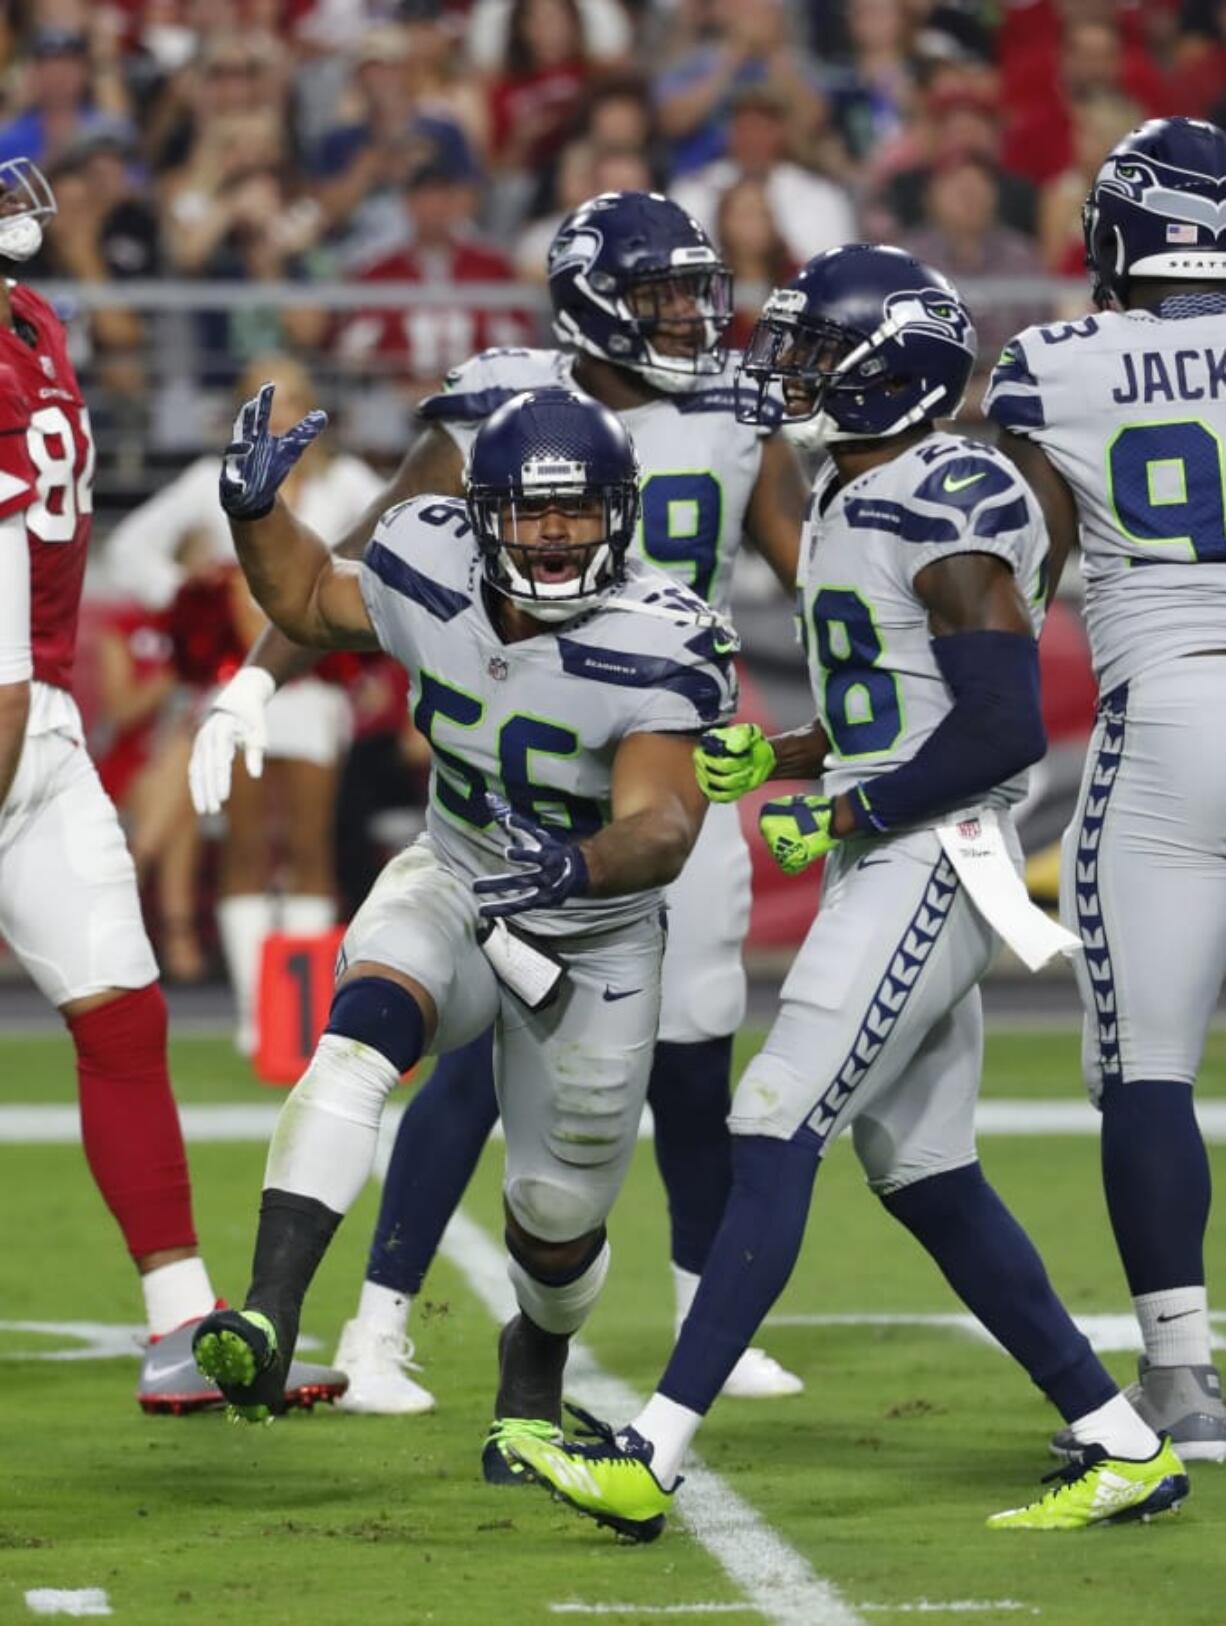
189, 667, 276, 816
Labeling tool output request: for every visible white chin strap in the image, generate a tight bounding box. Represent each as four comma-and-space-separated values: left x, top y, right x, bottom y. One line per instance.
499, 542, 613, 623
813, 383, 954, 443
0, 216, 44, 261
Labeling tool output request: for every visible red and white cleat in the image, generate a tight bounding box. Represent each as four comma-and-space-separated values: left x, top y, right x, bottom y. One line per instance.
137, 1311, 348, 1416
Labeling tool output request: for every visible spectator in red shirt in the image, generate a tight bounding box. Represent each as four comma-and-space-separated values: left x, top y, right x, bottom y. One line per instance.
486, 0, 591, 180
334, 156, 535, 407
1037, 91, 1143, 274
999, 1, 1172, 185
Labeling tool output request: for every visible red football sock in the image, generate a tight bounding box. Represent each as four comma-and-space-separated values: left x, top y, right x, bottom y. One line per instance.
67, 983, 198, 1258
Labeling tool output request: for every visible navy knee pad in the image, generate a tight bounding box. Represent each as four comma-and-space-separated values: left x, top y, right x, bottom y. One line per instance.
325, 977, 426, 1076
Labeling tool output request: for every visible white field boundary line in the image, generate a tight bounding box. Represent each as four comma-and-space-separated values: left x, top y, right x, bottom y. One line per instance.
24, 1590, 112, 1617
431, 1203, 863, 1626
550, 1604, 755, 1617
547, 1608, 1037, 1620
7, 1098, 1226, 1145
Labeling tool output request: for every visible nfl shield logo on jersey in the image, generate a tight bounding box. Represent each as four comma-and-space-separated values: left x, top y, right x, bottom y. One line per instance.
487, 655, 509, 682
958, 817, 981, 840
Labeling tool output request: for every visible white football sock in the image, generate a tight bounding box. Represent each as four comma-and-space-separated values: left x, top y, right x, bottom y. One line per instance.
630, 1391, 703, 1489
279, 894, 336, 935
671, 1263, 700, 1334
216, 893, 275, 1054
142, 1255, 215, 1338
1135, 1286, 1212, 1368
1068, 1391, 1161, 1460
265, 1034, 400, 1214
357, 1279, 412, 1341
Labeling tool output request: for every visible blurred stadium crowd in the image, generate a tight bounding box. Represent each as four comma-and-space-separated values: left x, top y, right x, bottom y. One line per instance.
0, 0, 1219, 1022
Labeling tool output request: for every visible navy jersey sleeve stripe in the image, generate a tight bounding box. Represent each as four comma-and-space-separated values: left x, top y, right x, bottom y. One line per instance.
844, 498, 959, 544
364, 540, 471, 620
986, 391, 1047, 431
417, 387, 521, 423
973, 494, 1032, 538
556, 636, 728, 723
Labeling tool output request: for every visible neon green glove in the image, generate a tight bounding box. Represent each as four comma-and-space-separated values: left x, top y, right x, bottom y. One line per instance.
759, 793, 840, 875
693, 723, 777, 803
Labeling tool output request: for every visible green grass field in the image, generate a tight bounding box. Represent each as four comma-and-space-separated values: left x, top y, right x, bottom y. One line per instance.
2, 1026, 1225, 1626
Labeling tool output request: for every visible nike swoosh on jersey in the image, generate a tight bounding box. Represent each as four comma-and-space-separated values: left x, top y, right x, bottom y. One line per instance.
943, 471, 987, 493
602, 986, 641, 1002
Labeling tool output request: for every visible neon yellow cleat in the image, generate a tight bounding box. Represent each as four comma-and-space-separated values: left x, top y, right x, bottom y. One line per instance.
482, 1417, 562, 1485
987, 1437, 1189, 1530
506, 1406, 677, 1543
191, 1309, 285, 1423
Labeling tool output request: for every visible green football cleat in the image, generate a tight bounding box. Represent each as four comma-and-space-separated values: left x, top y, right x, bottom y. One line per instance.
987, 1436, 1189, 1530
191, 1309, 285, 1423
482, 1417, 563, 1485
506, 1406, 677, 1543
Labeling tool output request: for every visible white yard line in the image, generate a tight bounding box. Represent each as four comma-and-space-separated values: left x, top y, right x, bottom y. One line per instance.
24, 1591, 112, 1618
858, 1607, 1036, 1618
434, 1205, 863, 1626
7, 1098, 1226, 1145
550, 1607, 756, 1618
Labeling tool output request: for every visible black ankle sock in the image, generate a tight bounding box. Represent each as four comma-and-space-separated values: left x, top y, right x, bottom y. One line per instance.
245, 1188, 343, 1359
495, 1313, 569, 1424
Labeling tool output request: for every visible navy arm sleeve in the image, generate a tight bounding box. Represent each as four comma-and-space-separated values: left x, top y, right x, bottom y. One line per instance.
850, 630, 1047, 834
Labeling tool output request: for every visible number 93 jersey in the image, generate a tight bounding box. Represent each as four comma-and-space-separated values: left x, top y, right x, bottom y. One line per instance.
359, 495, 738, 938
419, 347, 769, 615
799, 432, 1048, 808
985, 309, 1226, 693
0, 284, 95, 693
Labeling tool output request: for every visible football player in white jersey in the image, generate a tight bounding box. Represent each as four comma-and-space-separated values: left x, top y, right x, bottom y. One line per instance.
189, 191, 808, 1411
505, 246, 1189, 1537
191, 385, 739, 1466
985, 116, 1226, 1463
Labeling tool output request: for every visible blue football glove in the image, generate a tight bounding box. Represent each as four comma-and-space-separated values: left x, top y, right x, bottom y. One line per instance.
219, 382, 328, 520
758, 793, 840, 875
472, 793, 590, 919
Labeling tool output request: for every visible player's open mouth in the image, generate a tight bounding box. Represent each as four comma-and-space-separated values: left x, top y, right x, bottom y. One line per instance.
531, 552, 580, 583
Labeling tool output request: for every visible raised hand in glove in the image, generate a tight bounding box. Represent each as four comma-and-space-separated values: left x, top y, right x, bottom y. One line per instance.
693, 722, 776, 803
472, 794, 590, 918
219, 381, 328, 521
759, 793, 841, 875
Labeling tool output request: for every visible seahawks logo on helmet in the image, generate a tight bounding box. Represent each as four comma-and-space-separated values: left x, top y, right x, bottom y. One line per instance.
1098, 154, 1226, 235
548, 226, 603, 280
884, 286, 973, 346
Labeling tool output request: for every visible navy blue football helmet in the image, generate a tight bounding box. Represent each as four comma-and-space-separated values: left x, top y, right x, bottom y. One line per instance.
737, 244, 977, 443
1083, 117, 1226, 308
465, 386, 640, 622
548, 191, 733, 393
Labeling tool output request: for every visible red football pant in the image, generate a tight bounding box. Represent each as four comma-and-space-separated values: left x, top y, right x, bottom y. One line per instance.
67, 983, 198, 1259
